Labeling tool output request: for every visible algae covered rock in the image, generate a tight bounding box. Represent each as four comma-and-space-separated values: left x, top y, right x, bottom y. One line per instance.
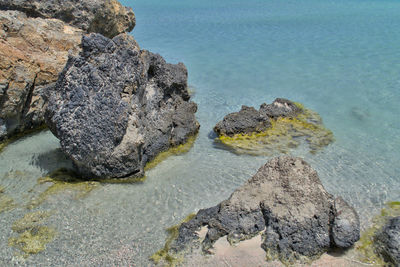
153, 156, 360, 265
375, 216, 400, 265
214, 98, 334, 155
45, 33, 199, 179
8, 211, 56, 255
0, 0, 135, 38
356, 202, 400, 266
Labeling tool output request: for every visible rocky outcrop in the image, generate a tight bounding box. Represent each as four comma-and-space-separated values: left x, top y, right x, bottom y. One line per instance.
375, 216, 400, 265
214, 98, 334, 154
45, 33, 199, 179
154, 157, 360, 265
0, 0, 135, 141
0, 0, 135, 38
0, 10, 82, 140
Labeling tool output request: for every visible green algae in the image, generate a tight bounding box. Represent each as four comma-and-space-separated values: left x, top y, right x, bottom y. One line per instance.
8, 211, 56, 255
216, 103, 334, 156
355, 201, 400, 265
0, 124, 47, 154
145, 134, 198, 171
27, 169, 100, 209
0, 186, 16, 214
97, 175, 147, 184
150, 213, 196, 266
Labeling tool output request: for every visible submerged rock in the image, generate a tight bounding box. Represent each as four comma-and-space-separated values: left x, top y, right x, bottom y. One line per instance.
45, 33, 199, 179
375, 216, 400, 265
214, 98, 334, 155
153, 156, 360, 265
0, 0, 135, 38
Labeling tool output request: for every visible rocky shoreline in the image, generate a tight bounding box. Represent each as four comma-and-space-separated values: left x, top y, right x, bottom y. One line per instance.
0, 0, 398, 266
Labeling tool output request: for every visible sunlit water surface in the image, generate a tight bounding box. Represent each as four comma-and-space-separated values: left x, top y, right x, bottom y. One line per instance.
1, 0, 400, 265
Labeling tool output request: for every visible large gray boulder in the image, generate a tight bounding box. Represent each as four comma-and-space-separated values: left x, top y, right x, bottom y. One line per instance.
375, 216, 400, 265
45, 33, 199, 179
0, 0, 135, 38
159, 156, 360, 264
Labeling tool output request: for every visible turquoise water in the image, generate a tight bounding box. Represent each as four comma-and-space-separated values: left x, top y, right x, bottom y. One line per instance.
1, 0, 400, 265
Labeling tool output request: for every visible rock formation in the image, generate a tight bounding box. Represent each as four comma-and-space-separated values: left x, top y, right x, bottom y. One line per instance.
0, 10, 82, 140
0, 0, 135, 38
214, 98, 334, 155
45, 33, 200, 179
153, 156, 360, 265
375, 216, 400, 265
0, 0, 135, 141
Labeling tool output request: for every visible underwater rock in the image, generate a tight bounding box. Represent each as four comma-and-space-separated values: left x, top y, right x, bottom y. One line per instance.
45, 33, 199, 179
8, 211, 56, 255
375, 216, 400, 265
214, 98, 334, 155
0, 0, 135, 38
153, 156, 360, 265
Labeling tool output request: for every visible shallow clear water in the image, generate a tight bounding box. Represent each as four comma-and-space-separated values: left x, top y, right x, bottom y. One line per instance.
1, 0, 400, 265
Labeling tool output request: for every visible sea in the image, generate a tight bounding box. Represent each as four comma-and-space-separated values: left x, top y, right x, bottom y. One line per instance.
0, 0, 399, 265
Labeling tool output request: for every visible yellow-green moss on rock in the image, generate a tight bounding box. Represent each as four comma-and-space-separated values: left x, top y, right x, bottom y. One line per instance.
150, 213, 196, 266
145, 134, 198, 171
8, 211, 56, 255
355, 201, 400, 265
217, 103, 333, 155
0, 185, 16, 214
28, 169, 100, 209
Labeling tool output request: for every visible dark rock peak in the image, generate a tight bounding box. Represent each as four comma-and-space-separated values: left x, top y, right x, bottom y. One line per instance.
45, 33, 199, 179
161, 157, 360, 264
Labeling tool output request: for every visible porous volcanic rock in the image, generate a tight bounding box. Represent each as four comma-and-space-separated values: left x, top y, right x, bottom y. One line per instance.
0, 0, 135, 141
214, 98, 300, 137
375, 216, 400, 265
0, 0, 135, 38
45, 33, 199, 179
213, 98, 334, 155
0, 10, 82, 140
155, 156, 360, 265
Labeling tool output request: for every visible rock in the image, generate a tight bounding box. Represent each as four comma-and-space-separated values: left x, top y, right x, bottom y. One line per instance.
259, 97, 302, 118
375, 216, 400, 265
0, 10, 82, 140
154, 156, 360, 265
45, 33, 199, 179
214, 98, 334, 155
214, 105, 271, 136
0, 0, 135, 141
332, 196, 360, 248
0, 0, 135, 38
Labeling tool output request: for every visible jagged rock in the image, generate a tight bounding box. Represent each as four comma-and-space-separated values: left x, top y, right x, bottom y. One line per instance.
375, 216, 400, 265
214, 98, 334, 154
0, 0, 135, 38
45, 33, 199, 179
213, 105, 271, 136
0, 10, 82, 140
156, 156, 359, 264
0, 0, 135, 141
